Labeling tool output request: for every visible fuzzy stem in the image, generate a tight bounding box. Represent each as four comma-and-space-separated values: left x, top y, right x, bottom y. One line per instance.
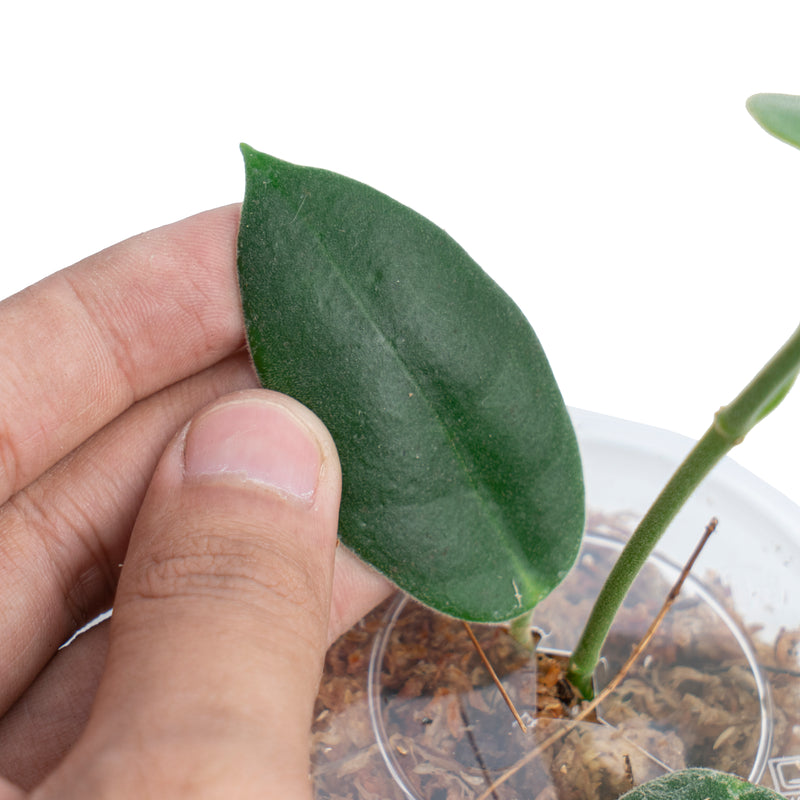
567, 322, 800, 699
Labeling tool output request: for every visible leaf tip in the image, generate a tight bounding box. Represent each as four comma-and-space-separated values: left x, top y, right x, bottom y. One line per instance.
239, 142, 260, 162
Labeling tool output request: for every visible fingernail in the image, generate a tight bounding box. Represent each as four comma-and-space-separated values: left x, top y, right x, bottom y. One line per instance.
183, 398, 323, 502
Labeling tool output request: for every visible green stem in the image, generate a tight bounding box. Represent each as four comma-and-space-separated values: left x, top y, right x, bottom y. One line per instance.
567, 322, 800, 699
509, 610, 536, 650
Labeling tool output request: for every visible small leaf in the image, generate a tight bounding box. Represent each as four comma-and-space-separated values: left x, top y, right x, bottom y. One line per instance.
237, 145, 584, 622
618, 768, 783, 800
747, 92, 800, 150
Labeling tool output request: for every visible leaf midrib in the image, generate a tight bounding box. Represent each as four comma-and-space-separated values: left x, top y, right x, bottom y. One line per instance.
265, 169, 540, 605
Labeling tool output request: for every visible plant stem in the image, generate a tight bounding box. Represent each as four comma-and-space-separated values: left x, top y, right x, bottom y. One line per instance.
476, 517, 718, 800
567, 321, 800, 699
508, 610, 536, 649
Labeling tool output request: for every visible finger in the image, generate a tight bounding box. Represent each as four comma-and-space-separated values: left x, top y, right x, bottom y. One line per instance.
0, 621, 109, 791
37, 390, 341, 799
329, 544, 392, 645
0, 559, 392, 792
0, 779, 23, 800
0, 353, 258, 716
0, 204, 243, 506
0, 512, 390, 795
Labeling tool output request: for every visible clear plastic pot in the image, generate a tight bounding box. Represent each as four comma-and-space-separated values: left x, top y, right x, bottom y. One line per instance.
311, 409, 800, 799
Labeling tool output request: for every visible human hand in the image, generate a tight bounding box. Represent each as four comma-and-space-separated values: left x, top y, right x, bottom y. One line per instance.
0, 207, 391, 797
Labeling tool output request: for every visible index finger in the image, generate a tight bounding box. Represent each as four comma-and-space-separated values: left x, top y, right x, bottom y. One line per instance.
0, 205, 244, 505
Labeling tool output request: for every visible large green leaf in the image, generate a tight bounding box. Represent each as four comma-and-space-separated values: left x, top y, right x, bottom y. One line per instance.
618, 769, 783, 800
237, 145, 584, 622
747, 92, 800, 150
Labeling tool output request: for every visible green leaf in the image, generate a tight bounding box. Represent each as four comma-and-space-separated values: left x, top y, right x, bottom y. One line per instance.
237, 145, 584, 622
618, 769, 783, 800
747, 92, 800, 150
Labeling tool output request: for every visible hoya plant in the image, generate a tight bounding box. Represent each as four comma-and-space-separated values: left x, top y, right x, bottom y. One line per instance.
237, 92, 800, 797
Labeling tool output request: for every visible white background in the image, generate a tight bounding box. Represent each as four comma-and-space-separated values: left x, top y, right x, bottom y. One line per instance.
3, 2, 800, 509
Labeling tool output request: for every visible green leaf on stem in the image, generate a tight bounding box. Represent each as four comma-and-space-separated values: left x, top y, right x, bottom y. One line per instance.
237, 145, 584, 622
747, 92, 800, 150
618, 768, 783, 799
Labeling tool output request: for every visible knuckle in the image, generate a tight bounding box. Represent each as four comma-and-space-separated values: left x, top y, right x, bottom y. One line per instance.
130, 526, 326, 625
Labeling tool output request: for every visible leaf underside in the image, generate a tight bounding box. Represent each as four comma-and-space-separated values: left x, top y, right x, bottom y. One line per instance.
618, 768, 783, 800
237, 145, 584, 622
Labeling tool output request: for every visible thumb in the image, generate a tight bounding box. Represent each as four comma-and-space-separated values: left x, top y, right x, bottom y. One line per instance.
37, 390, 341, 799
